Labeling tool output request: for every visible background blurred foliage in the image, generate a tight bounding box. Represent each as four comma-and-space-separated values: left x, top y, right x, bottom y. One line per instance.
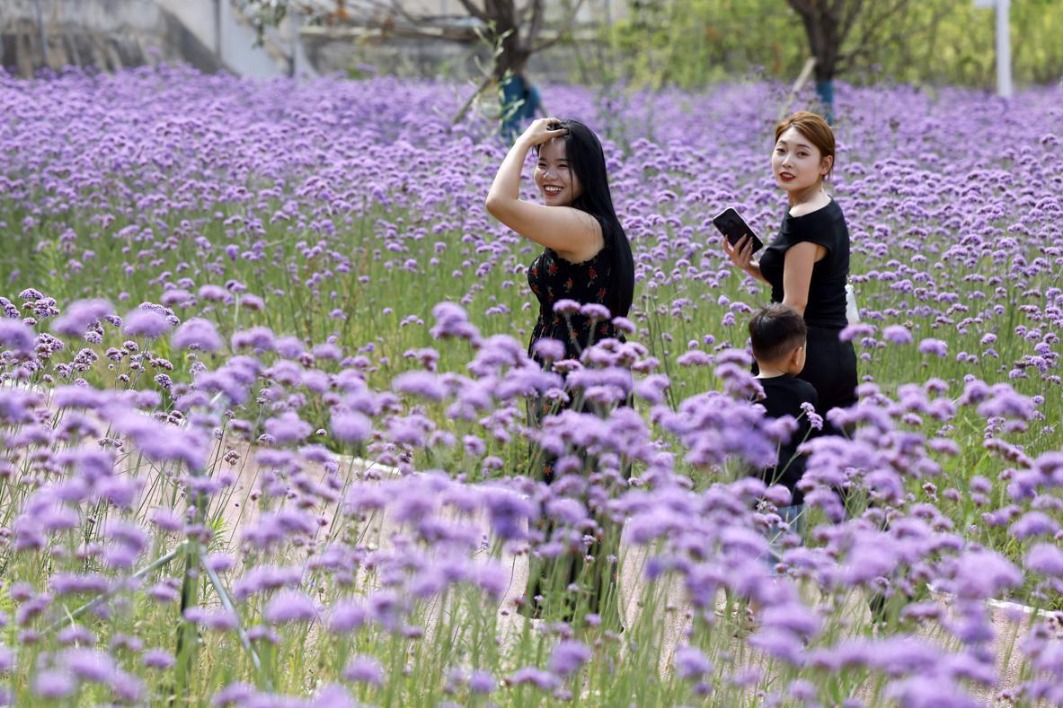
602, 0, 1063, 89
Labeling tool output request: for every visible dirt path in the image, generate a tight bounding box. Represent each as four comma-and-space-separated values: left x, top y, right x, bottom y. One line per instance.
174, 443, 1059, 703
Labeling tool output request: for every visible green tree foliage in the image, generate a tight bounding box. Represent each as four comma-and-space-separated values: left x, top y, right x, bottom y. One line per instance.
609, 0, 806, 87
608, 0, 1063, 89
873, 0, 1063, 86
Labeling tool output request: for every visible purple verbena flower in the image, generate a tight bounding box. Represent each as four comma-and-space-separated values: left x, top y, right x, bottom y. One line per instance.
0, 318, 37, 358
1025, 543, 1063, 577
547, 640, 591, 677
263, 411, 313, 445
883, 324, 913, 344
393, 370, 447, 401
343, 655, 385, 686
673, 645, 713, 680
263, 590, 318, 624
918, 338, 948, 357
122, 307, 173, 339
430, 302, 481, 343
507, 666, 559, 691
172, 318, 222, 353
51, 299, 113, 337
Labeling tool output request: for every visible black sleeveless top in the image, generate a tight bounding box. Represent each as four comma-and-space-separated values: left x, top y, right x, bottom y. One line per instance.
527, 246, 619, 361
758, 199, 850, 329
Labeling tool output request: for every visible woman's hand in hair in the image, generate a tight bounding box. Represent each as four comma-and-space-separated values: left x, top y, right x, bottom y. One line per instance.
516, 118, 568, 148
487, 116, 600, 261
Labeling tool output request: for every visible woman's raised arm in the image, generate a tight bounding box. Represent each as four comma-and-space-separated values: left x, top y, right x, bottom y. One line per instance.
486, 118, 603, 262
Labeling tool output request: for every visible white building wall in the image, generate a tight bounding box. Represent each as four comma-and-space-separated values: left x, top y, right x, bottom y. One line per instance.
1, 0, 304, 77
0, 0, 612, 79
158, 0, 218, 52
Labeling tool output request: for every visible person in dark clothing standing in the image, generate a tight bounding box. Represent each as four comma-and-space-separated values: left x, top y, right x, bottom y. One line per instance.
723, 111, 857, 432
486, 117, 634, 362
500, 73, 544, 142
486, 117, 635, 626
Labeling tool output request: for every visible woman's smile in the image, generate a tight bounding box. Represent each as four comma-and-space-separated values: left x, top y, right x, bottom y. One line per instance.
534, 138, 582, 206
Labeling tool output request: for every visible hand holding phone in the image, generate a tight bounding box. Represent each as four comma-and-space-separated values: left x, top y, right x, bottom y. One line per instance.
712, 207, 763, 254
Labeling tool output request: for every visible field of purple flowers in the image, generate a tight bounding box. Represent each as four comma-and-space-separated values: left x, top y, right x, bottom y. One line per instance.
0, 65, 1061, 705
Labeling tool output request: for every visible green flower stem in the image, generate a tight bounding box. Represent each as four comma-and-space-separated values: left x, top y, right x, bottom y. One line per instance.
199, 555, 273, 692
43, 541, 188, 635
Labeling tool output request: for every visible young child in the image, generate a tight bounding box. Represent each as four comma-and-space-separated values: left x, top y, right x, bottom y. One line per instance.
748, 303, 819, 548
718, 304, 820, 633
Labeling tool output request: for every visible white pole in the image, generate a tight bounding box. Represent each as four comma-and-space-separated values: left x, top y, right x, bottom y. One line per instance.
216, 0, 223, 56
996, 0, 1012, 97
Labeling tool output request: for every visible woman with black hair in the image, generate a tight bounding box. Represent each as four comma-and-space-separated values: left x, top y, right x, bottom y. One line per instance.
486, 117, 635, 363
486, 117, 635, 627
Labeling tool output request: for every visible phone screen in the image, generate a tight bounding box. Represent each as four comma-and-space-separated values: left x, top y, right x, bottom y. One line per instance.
712, 208, 763, 253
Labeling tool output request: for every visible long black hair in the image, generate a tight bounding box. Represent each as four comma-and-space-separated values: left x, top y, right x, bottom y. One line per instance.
543, 119, 635, 320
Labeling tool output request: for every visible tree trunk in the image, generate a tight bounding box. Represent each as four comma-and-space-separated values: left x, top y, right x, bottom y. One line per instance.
482, 0, 532, 81
788, 0, 843, 121
451, 0, 561, 124
791, 3, 840, 83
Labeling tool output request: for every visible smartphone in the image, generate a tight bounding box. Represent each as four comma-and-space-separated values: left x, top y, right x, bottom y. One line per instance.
712, 207, 764, 253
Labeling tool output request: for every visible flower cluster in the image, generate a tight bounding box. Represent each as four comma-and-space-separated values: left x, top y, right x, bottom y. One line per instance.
0, 67, 1060, 706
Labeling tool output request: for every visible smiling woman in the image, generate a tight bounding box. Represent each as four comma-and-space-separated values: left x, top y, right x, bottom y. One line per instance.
485, 117, 635, 364
485, 118, 635, 623
535, 140, 581, 208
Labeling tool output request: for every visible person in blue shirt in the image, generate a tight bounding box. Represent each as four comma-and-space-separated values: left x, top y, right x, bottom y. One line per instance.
500, 72, 544, 141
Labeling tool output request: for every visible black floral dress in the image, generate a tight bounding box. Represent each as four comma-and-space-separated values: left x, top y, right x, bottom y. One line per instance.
526, 243, 621, 478
523, 245, 625, 624
527, 246, 618, 362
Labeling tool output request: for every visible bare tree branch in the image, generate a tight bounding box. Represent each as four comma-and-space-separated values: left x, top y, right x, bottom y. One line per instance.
787, 0, 915, 84
524, 0, 546, 49
836, 0, 867, 47
836, 0, 911, 76
252, 0, 581, 119
516, 0, 535, 26
451, 73, 495, 125
454, 0, 487, 22
379, 0, 421, 28
829, 0, 850, 23
530, 0, 585, 54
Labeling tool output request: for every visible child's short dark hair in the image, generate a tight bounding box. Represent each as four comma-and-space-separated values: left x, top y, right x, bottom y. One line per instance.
749, 304, 807, 364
